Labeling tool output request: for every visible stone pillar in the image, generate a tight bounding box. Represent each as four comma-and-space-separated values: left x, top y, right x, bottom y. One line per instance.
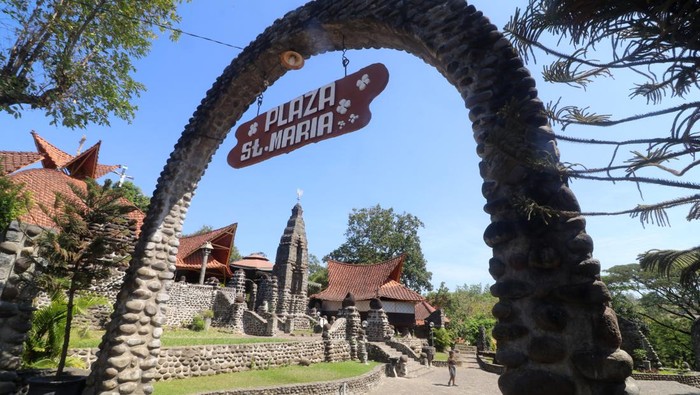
256, 275, 278, 315
322, 323, 333, 362
0, 222, 43, 394
367, 298, 391, 342
358, 328, 368, 364
263, 312, 278, 337
477, 325, 490, 352
249, 282, 257, 311
340, 293, 360, 360
231, 296, 246, 332
232, 269, 246, 300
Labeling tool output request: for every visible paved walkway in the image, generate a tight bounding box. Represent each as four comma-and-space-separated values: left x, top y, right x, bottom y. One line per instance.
366, 356, 700, 395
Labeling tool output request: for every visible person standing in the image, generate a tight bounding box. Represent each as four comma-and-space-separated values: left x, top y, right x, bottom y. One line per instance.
447, 350, 457, 386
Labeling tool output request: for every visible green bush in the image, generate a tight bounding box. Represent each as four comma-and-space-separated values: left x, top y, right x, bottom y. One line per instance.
632, 349, 648, 365
190, 316, 206, 332
432, 327, 453, 352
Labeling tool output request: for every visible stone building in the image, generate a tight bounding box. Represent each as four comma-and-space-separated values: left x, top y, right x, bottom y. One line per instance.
309, 255, 425, 332
174, 223, 238, 284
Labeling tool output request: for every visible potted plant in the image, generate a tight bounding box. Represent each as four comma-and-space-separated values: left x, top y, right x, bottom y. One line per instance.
27, 179, 136, 394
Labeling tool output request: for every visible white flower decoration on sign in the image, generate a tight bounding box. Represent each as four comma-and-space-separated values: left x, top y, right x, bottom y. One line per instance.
247, 122, 259, 136
356, 74, 371, 91
336, 99, 351, 115
338, 120, 346, 129
349, 114, 359, 124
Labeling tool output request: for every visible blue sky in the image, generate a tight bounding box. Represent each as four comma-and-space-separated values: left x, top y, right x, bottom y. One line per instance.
3, 1, 697, 292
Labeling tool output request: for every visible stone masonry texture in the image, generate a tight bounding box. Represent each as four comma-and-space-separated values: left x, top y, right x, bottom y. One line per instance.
85, 1, 634, 394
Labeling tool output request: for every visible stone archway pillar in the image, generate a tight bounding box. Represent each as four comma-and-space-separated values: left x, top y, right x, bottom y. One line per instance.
86, 1, 635, 394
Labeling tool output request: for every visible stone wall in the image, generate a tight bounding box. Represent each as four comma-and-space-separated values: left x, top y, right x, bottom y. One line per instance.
386, 339, 422, 361
632, 372, 700, 389
199, 364, 384, 395
323, 340, 351, 363
0, 222, 43, 394
242, 310, 277, 336
476, 352, 505, 375
74, 341, 329, 382
165, 283, 236, 327
324, 318, 347, 341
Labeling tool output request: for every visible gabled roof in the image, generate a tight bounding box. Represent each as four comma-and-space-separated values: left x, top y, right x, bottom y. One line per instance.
414, 300, 436, 323
9, 168, 145, 232
176, 223, 238, 279
0, 151, 44, 175
62, 142, 119, 179
310, 255, 423, 302
32, 131, 73, 169
31, 131, 118, 179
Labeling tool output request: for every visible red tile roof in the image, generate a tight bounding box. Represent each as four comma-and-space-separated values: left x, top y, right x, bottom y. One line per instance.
32, 131, 74, 169
414, 300, 437, 325
0, 151, 44, 174
310, 255, 424, 302
231, 253, 273, 271
31, 131, 118, 179
177, 224, 237, 279
9, 168, 145, 232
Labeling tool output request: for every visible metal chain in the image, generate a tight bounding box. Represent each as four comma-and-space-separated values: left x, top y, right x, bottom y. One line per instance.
341, 36, 350, 77
256, 93, 264, 116
256, 80, 269, 116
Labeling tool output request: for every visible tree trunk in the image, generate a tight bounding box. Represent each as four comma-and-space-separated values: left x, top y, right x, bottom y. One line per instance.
692, 317, 700, 370
56, 286, 76, 377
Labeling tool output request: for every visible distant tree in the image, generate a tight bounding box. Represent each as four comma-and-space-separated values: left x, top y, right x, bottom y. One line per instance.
325, 204, 432, 293
308, 254, 328, 289
108, 180, 150, 212
0, 0, 185, 128
426, 283, 497, 345
34, 178, 135, 376
0, 168, 31, 231
185, 224, 214, 237
504, 0, 700, 286
228, 245, 242, 263
603, 264, 699, 367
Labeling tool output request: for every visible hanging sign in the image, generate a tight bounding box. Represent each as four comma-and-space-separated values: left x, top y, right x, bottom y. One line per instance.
227, 63, 389, 169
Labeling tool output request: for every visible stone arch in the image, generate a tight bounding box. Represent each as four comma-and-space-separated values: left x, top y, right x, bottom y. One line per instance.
87, 1, 635, 394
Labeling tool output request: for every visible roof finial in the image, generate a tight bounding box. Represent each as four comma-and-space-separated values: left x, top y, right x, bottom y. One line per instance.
76, 135, 87, 155
296, 188, 303, 203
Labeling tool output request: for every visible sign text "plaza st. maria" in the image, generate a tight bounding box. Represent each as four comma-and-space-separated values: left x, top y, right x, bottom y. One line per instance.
227, 63, 389, 168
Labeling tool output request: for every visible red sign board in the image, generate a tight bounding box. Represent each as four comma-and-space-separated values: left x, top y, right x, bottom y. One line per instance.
227, 63, 389, 169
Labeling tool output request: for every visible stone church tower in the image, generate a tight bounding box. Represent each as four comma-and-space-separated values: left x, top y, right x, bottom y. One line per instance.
273, 203, 309, 315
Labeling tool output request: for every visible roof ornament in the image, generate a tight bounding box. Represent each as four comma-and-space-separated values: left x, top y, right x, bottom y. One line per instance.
112, 165, 134, 187
76, 135, 87, 155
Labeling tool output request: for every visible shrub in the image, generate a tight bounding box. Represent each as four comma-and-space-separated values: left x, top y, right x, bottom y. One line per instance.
432, 327, 453, 352
191, 315, 206, 332
633, 348, 648, 365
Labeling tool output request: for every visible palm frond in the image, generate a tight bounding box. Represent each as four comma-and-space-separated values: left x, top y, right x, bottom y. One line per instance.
629, 205, 671, 227
639, 246, 700, 286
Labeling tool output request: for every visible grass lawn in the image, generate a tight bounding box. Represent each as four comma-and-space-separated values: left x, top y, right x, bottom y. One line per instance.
151, 361, 380, 395
433, 352, 449, 362
69, 328, 296, 349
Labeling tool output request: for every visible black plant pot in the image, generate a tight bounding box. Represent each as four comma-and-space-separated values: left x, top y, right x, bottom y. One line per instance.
27, 375, 86, 395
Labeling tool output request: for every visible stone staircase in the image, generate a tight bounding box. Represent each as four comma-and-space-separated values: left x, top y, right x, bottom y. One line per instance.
370, 341, 433, 378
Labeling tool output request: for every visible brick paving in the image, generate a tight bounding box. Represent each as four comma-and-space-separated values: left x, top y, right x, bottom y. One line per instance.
366, 356, 700, 395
